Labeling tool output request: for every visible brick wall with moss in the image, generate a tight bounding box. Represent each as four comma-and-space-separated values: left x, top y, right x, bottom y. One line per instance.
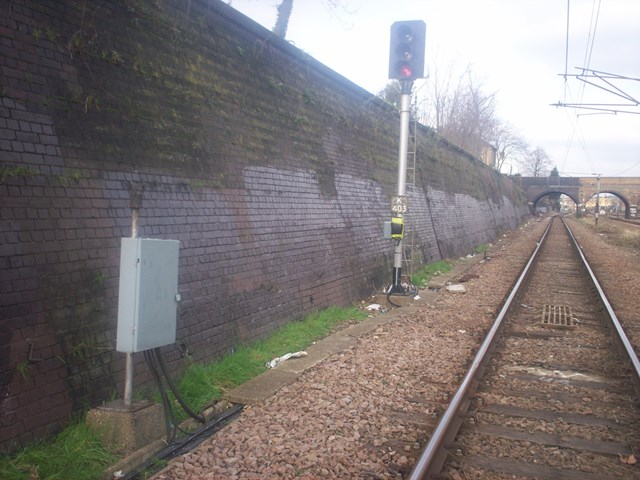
0, 0, 529, 449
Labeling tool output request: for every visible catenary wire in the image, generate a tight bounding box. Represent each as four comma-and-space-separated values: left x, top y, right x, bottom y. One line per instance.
561, 0, 604, 175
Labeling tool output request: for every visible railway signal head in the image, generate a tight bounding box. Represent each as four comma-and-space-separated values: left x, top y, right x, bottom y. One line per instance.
388, 20, 426, 81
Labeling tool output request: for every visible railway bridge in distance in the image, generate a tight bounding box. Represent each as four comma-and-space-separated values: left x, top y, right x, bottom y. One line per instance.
517, 176, 640, 218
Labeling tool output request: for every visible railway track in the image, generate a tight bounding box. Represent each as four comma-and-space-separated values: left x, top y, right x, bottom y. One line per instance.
611, 217, 640, 228
409, 215, 640, 480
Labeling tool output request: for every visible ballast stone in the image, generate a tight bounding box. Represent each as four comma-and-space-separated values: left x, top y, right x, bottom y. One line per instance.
446, 284, 467, 294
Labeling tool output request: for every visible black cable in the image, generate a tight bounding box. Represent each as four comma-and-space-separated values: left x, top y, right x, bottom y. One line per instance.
153, 347, 206, 424
147, 350, 176, 442
386, 283, 419, 308
144, 349, 177, 443
119, 403, 244, 480
387, 289, 402, 308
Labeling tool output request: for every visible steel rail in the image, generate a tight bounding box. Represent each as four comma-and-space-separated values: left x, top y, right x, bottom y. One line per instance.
408, 218, 553, 480
561, 217, 640, 388
610, 217, 640, 228
408, 216, 640, 479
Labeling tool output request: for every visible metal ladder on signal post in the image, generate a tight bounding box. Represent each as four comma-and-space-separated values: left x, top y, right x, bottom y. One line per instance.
402, 119, 417, 286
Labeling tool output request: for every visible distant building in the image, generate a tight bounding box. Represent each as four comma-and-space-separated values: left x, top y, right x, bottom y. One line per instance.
559, 195, 577, 214
481, 143, 496, 168
584, 194, 619, 214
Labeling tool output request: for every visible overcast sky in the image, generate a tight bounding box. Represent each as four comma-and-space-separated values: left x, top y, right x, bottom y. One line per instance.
228, 0, 640, 178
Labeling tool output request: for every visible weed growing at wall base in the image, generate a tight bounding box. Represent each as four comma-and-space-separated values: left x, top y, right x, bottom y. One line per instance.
411, 260, 453, 288
0, 422, 116, 480
0, 306, 366, 478
178, 306, 367, 413
474, 243, 490, 254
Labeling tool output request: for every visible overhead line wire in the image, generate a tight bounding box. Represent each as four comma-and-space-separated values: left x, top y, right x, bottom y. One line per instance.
563, 0, 570, 100
613, 160, 640, 176
559, 0, 572, 175
561, 0, 604, 175
586, 0, 602, 68
574, 0, 602, 173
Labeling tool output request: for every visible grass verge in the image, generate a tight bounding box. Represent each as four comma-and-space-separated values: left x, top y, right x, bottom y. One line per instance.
411, 259, 452, 288
0, 305, 366, 479
179, 305, 366, 412
474, 243, 490, 254
0, 422, 116, 480
582, 216, 640, 251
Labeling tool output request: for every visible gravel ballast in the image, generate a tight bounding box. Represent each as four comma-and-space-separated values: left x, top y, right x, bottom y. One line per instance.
151, 216, 639, 479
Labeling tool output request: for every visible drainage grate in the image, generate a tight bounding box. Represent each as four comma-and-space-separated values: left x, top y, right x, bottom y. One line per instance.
541, 304, 575, 329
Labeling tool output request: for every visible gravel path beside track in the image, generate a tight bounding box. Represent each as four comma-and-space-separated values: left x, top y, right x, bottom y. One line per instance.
151, 216, 638, 479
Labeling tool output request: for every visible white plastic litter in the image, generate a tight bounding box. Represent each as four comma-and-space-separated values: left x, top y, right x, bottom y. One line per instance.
366, 303, 382, 311
414, 295, 421, 300
266, 351, 308, 369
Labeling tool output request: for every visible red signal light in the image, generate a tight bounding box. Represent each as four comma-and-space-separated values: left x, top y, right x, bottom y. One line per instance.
399, 63, 412, 78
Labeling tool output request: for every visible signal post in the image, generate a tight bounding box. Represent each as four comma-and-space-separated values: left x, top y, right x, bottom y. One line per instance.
387, 20, 426, 294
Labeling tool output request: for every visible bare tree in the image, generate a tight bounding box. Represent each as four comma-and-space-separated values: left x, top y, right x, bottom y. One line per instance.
518, 147, 553, 177
424, 62, 457, 132
418, 61, 538, 173
421, 64, 497, 159
272, 0, 356, 38
491, 122, 529, 173
273, 0, 294, 38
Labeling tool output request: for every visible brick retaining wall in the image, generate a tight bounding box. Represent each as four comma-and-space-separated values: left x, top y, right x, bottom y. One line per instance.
0, 0, 528, 449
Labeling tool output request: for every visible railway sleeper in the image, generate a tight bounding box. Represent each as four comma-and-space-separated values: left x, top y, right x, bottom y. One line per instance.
459, 421, 634, 455
447, 453, 640, 480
